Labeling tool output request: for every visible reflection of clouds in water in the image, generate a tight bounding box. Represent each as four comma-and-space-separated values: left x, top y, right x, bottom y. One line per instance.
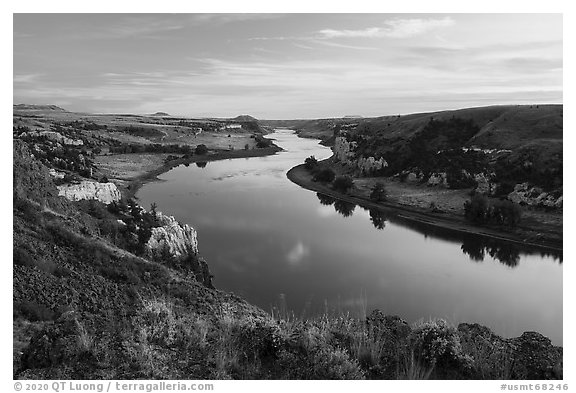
317, 205, 336, 218
287, 241, 310, 265
196, 216, 271, 232
211, 169, 273, 182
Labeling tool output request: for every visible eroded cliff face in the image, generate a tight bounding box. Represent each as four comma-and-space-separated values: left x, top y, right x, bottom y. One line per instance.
508, 183, 563, 208
333, 136, 387, 175
146, 212, 199, 258
57, 181, 121, 205
145, 212, 212, 287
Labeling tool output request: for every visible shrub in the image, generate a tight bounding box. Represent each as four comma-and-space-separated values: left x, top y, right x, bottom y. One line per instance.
464, 194, 490, 224
408, 319, 462, 368
333, 175, 354, 193
464, 195, 521, 227
195, 144, 208, 155
370, 182, 387, 202
85, 200, 108, 219
491, 200, 522, 227
304, 156, 319, 170
313, 168, 336, 183
307, 346, 365, 379
133, 299, 177, 346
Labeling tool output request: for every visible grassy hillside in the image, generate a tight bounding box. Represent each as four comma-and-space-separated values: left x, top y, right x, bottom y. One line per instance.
262, 105, 562, 150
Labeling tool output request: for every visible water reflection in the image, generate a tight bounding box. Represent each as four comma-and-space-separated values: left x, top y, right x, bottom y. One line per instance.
369, 208, 388, 230
316, 192, 336, 206
333, 199, 356, 217
314, 194, 561, 268
196, 161, 208, 168
460, 236, 524, 267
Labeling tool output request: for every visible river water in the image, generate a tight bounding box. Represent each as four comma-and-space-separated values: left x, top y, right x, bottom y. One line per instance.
136, 129, 563, 344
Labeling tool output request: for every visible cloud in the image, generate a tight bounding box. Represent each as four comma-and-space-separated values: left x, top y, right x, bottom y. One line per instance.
309, 40, 378, 51
13, 74, 41, 84
318, 17, 455, 39
286, 241, 310, 265
187, 14, 286, 25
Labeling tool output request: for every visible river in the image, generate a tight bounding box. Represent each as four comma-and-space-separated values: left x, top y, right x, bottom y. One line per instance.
136, 129, 563, 344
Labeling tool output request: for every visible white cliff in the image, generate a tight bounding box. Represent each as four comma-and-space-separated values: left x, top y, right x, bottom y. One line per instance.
57, 181, 121, 204
333, 136, 357, 162
508, 183, 563, 208
333, 136, 387, 175
146, 212, 198, 259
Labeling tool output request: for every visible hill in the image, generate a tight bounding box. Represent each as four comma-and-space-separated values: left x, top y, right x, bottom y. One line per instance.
359, 104, 562, 149
14, 104, 67, 112
232, 114, 258, 122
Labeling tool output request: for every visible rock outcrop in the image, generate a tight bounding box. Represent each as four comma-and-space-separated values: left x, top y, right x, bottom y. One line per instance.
333, 136, 387, 175
48, 169, 65, 179
57, 181, 121, 205
146, 212, 199, 258
474, 173, 497, 195
507, 183, 563, 208
22, 131, 83, 146
427, 172, 448, 187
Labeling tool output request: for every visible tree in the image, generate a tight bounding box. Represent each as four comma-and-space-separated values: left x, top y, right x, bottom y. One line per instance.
304, 156, 319, 170
150, 202, 158, 219
313, 168, 336, 183
370, 182, 387, 202
195, 144, 208, 155
464, 194, 490, 224
464, 195, 521, 227
333, 175, 354, 193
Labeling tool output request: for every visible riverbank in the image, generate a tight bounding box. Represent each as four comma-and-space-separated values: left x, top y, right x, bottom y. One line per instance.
97, 145, 283, 200
287, 163, 562, 252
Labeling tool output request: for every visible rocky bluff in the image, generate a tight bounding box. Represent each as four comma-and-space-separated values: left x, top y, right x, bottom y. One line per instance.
57, 181, 122, 205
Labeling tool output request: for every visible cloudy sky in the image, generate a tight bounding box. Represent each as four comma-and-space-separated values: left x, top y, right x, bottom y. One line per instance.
13, 13, 562, 118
